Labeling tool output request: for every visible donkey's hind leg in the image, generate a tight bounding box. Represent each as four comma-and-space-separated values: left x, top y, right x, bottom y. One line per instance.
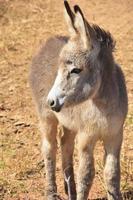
103, 131, 123, 200
40, 112, 58, 200
61, 127, 76, 200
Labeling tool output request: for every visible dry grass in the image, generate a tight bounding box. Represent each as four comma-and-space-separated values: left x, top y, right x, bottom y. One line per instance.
0, 0, 133, 199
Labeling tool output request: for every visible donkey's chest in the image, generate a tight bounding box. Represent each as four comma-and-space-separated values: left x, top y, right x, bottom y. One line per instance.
55, 102, 108, 134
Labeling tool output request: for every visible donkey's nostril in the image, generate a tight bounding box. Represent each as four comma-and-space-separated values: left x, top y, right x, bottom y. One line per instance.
47, 98, 63, 112
49, 99, 55, 107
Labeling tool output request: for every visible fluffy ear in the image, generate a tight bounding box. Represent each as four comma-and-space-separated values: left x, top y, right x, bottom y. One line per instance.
74, 5, 90, 49
64, 0, 76, 36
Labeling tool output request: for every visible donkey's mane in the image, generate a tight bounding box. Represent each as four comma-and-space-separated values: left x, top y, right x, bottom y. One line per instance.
92, 24, 115, 51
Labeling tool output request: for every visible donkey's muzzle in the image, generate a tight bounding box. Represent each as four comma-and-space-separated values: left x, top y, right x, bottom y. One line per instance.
47, 98, 62, 112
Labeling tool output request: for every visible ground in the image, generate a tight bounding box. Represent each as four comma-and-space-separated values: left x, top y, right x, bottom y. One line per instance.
0, 0, 133, 199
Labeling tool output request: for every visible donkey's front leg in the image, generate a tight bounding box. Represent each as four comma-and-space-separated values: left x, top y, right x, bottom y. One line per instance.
77, 135, 96, 200
61, 127, 76, 200
103, 133, 123, 200
40, 115, 58, 200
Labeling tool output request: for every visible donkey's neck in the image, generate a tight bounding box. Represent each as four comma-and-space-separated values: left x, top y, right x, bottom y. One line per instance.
94, 63, 118, 109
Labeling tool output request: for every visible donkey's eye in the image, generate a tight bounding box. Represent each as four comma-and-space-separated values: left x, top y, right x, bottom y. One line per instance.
66, 60, 73, 65
70, 68, 82, 74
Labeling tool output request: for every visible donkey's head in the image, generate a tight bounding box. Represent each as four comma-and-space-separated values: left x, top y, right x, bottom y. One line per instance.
47, 1, 115, 112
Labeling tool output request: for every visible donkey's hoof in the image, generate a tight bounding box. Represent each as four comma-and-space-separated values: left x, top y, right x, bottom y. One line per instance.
46, 193, 65, 200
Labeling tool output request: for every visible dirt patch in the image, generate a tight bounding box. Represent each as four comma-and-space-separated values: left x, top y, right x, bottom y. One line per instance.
0, 0, 133, 199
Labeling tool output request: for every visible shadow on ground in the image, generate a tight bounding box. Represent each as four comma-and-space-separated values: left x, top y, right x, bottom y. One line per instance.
89, 190, 133, 200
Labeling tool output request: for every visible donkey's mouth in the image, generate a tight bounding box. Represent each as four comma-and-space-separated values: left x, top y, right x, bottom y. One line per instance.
51, 105, 62, 112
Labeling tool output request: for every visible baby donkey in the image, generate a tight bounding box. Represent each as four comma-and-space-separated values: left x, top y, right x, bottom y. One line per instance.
29, 1, 128, 200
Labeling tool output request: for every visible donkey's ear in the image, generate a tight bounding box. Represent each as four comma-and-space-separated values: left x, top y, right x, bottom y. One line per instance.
74, 5, 90, 49
64, 0, 76, 35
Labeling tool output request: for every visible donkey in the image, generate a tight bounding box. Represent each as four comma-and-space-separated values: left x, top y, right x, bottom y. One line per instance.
29, 1, 128, 200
